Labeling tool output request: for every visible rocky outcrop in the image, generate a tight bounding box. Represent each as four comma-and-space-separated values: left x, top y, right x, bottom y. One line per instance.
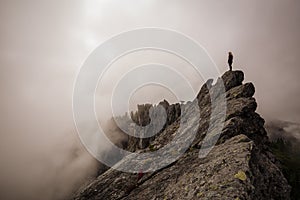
73, 70, 291, 200
127, 100, 181, 151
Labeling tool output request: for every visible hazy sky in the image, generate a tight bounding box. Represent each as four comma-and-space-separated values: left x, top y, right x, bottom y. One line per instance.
0, 0, 300, 199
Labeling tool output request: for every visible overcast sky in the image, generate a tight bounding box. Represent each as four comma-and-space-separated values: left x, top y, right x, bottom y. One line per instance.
0, 0, 300, 199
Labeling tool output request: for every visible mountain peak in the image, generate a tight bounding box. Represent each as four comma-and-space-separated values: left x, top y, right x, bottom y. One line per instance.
73, 70, 291, 200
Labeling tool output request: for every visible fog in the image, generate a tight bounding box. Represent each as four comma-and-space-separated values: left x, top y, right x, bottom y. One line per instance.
0, 0, 300, 199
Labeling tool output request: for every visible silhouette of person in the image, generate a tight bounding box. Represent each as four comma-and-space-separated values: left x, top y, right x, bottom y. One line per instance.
228, 52, 233, 71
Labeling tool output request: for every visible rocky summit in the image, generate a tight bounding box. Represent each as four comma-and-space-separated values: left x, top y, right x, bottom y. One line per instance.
73, 70, 291, 200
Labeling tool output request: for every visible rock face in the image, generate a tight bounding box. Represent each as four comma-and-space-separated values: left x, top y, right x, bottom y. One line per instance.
73, 70, 291, 200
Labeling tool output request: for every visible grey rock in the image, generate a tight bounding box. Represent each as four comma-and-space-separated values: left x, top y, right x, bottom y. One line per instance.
222, 70, 244, 91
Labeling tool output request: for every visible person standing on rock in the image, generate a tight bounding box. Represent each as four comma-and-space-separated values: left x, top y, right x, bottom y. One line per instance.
228, 52, 233, 71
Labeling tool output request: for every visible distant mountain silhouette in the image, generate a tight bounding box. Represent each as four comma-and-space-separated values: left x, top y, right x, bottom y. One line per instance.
266, 120, 300, 200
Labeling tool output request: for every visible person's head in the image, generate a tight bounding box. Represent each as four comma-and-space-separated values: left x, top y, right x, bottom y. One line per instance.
229, 52, 233, 56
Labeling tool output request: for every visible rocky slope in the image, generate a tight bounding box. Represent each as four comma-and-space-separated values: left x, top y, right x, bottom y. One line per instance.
73, 70, 291, 200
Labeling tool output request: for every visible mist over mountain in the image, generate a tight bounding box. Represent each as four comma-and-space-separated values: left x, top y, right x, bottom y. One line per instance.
1, 1, 300, 200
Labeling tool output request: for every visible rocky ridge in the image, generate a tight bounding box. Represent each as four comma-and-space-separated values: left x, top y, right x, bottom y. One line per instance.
73, 70, 290, 200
